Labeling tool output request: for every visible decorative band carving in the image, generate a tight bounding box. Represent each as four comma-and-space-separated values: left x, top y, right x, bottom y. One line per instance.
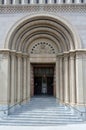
0, 4, 86, 14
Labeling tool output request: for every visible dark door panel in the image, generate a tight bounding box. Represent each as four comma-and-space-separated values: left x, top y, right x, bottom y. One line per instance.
47, 77, 53, 95
34, 77, 42, 95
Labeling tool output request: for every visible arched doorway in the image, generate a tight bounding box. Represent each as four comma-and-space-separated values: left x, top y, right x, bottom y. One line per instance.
1, 14, 83, 115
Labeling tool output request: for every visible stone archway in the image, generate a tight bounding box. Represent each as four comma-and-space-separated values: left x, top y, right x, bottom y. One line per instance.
0, 14, 83, 115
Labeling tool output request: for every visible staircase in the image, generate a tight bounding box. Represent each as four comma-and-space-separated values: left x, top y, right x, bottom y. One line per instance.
0, 96, 83, 126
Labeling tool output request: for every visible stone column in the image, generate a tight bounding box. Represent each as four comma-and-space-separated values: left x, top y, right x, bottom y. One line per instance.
76, 52, 84, 105
0, 51, 10, 115
63, 54, 69, 104
23, 54, 27, 102
10, 51, 16, 105
59, 56, 63, 103
26, 56, 30, 101
56, 56, 60, 99
69, 52, 75, 105
17, 52, 22, 104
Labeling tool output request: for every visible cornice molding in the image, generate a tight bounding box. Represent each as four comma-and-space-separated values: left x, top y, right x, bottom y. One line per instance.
0, 49, 86, 58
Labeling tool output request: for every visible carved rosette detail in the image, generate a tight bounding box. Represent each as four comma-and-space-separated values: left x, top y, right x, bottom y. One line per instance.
30, 42, 56, 54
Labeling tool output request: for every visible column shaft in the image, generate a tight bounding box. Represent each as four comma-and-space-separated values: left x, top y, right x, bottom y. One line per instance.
69, 53, 75, 105
23, 56, 27, 102
64, 55, 69, 103
76, 53, 84, 105
26, 57, 30, 100
17, 54, 22, 103
11, 53, 16, 105
56, 57, 60, 99
59, 56, 63, 102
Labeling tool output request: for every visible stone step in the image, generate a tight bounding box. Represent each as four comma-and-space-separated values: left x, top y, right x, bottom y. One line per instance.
9, 113, 76, 117
13, 110, 72, 114
20, 105, 68, 108
0, 119, 82, 124
0, 96, 83, 126
3, 116, 81, 120
0, 121, 82, 126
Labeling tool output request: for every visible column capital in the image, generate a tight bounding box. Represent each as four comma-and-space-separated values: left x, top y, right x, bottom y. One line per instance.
56, 53, 63, 58
2, 52, 10, 59
69, 52, 76, 60
63, 55, 69, 61
22, 53, 29, 58
11, 50, 16, 56
75, 52, 83, 59
16, 51, 22, 57
63, 52, 69, 58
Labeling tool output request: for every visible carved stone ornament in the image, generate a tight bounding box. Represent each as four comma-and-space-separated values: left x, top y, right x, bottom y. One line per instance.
30, 42, 56, 54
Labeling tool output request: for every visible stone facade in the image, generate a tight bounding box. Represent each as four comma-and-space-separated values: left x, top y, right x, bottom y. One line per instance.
0, 1, 86, 116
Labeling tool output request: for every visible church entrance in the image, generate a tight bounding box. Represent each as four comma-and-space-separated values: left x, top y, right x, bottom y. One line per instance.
34, 65, 54, 96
